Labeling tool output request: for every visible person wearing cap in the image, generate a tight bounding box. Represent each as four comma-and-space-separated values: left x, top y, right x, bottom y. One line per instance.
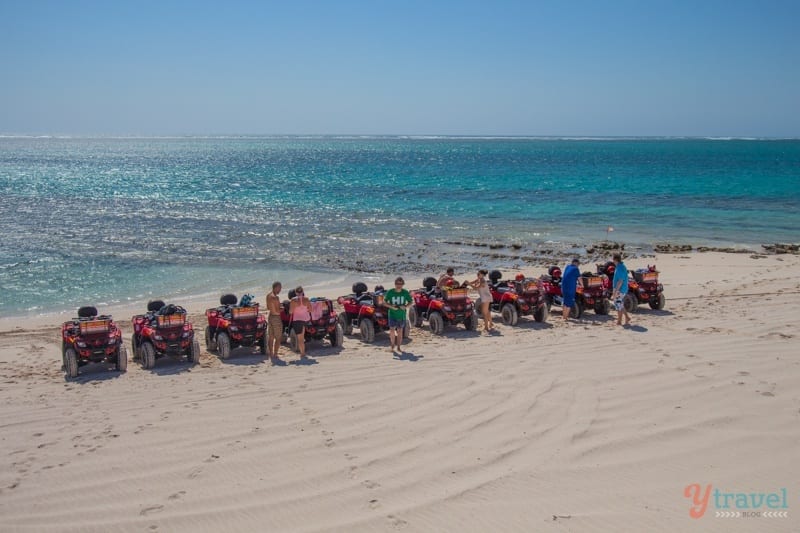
561, 258, 581, 320
384, 277, 412, 353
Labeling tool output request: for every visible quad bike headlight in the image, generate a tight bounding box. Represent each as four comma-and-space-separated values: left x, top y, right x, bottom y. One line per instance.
443, 306, 452, 312
181, 331, 192, 338
228, 325, 239, 332
153, 334, 164, 341
76, 341, 87, 348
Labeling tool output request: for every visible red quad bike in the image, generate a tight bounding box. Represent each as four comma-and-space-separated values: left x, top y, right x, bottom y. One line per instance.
337, 282, 409, 343
598, 262, 665, 313
132, 300, 200, 369
408, 277, 478, 335
578, 271, 612, 316
281, 290, 343, 352
61, 306, 127, 379
539, 267, 584, 319
205, 294, 267, 360
484, 271, 549, 325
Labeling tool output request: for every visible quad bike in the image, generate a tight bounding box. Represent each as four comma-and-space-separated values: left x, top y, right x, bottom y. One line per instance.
483, 271, 549, 325
281, 290, 343, 352
539, 266, 584, 318
337, 282, 408, 343
205, 293, 267, 360
598, 262, 665, 313
61, 306, 126, 378
131, 300, 200, 369
578, 272, 612, 315
408, 277, 478, 334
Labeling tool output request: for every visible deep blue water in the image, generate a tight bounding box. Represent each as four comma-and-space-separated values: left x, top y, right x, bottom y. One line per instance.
1, 136, 798, 315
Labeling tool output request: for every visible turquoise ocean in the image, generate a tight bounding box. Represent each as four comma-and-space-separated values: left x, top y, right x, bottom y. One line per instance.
1, 136, 798, 316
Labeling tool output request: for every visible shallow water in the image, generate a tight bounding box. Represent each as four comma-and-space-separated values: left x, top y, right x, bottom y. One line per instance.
1, 136, 798, 315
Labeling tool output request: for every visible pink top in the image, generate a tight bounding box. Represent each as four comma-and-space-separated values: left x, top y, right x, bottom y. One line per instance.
292, 296, 312, 322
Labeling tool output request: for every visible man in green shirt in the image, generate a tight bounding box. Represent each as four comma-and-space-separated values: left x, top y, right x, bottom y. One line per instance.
384, 276, 412, 353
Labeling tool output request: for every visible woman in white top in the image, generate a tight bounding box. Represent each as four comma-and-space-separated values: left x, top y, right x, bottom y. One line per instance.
289, 286, 313, 357
469, 269, 494, 332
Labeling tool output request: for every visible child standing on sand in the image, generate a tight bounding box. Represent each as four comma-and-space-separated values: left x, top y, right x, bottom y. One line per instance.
384, 277, 412, 353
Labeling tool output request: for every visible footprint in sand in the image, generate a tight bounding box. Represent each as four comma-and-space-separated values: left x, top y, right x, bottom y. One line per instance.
349, 466, 359, 479
168, 491, 186, 500
387, 515, 409, 529
362, 480, 380, 489
738, 371, 750, 376
761, 391, 775, 397
140, 504, 164, 516
369, 499, 380, 509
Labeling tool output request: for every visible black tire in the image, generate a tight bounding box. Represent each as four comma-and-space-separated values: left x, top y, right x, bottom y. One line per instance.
623, 293, 638, 314
258, 334, 267, 355
131, 334, 140, 361
534, 303, 549, 323
330, 323, 344, 347
115, 344, 127, 372
650, 293, 666, 310
429, 312, 445, 335
64, 347, 78, 379
359, 318, 375, 343
570, 300, 583, 319
501, 303, 519, 326
289, 329, 299, 353
217, 332, 231, 360
205, 326, 214, 351
545, 294, 554, 311
408, 305, 422, 327
464, 312, 478, 331
338, 313, 353, 336
190, 339, 201, 364
402, 320, 410, 340
141, 342, 156, 370
594, 299, 611, 315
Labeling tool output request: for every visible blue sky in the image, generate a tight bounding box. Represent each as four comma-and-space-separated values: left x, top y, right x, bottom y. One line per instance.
1, 0, 798, 136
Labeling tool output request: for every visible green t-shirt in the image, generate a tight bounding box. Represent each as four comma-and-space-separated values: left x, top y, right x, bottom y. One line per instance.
384, 288, 412, 320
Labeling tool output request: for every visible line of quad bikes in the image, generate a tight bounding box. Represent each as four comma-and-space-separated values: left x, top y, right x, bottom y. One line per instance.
60, 262, 665, 379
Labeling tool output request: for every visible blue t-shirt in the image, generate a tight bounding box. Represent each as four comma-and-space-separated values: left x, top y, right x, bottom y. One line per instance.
561, 264, 580, 295
613, 262, 629, 294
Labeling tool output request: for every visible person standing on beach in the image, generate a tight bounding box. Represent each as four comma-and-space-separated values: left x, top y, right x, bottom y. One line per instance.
468, 269, 494, 332
384, 277, 412, 353
612, 253, 631, 326
289, 286, 313, 358
561, 258, 581, 320
266, 281, 283, 364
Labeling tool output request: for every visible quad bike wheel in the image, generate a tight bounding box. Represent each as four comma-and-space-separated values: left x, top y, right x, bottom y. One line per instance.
359, 318, 375, 343
140, 342, 156, 370
534, 303, 549, 323
217, 332, 231, 360
330, 323, 344, 347
204, 326, 214, 351
408, 306, 422, 327
623, 293, 638, 314
428, 312, 445, 335
115, 344, 127, 372
402, 320, 411, 340
650, 293, 666, 310
594, 299, 611, 315
64, 347, 79, 379
465, 312, 478, 331
130, 334, 140, 361
259, 334, 268, 355
570, 300, 583, 319
501, 303, 519, 326
289, 329, 299, 353
190, 339, 201, 364
338, 313, 353, 336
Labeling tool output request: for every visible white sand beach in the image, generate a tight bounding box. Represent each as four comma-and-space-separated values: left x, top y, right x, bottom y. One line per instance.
0, 252, 798, 532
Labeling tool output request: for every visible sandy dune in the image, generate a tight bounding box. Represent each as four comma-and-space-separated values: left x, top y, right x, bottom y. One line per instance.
0, 252, 798, 532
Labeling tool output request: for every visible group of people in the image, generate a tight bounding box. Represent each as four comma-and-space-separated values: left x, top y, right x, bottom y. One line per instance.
559, 252, 631, 325
263, 253, 632, 364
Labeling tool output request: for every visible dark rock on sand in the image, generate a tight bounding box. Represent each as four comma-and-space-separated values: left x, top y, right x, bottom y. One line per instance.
762, 243, 800, 254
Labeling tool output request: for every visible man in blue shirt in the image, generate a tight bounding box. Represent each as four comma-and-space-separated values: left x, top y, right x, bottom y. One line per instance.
612, 253, 631, 326
561, 258, 581, 320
